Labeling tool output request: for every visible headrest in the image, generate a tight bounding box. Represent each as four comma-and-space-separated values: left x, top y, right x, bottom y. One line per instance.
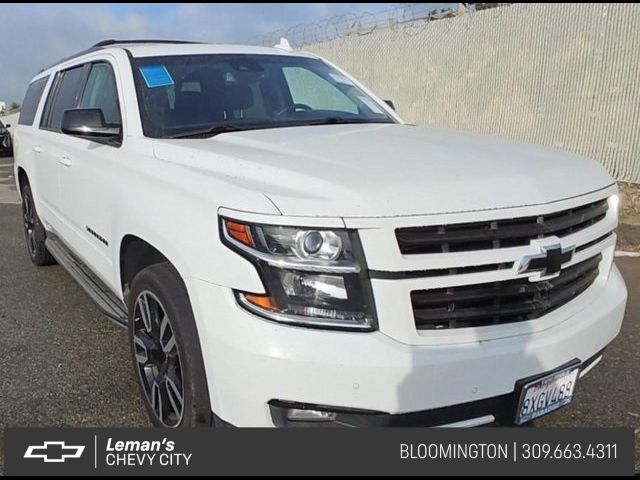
224, 84, 254, 111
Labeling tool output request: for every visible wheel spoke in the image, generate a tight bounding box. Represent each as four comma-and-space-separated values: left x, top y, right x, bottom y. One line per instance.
138, 293, 153, 332
160, 314, 176, 354
133, 335, 149, 364
151, 382, 162, 419
165, 372, 184, 419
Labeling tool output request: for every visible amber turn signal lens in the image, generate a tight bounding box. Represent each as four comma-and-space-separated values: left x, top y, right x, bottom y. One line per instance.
243, 294, 279, 312
225, 220, 254, 247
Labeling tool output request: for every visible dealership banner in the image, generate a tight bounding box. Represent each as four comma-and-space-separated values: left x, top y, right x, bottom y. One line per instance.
4, 428, 634, 476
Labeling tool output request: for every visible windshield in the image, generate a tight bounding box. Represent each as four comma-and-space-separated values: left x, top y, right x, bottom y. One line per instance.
131, 54, 395, 138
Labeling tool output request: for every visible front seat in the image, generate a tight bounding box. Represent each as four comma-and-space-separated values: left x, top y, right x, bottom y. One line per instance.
173, 67, 227, 125
222, 84, 254, 120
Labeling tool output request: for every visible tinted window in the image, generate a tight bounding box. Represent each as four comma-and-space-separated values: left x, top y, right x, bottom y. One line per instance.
43, 66, 86, 131
132, 54, 394, 138
18, 76, 49, 126
79, 63, 121, 125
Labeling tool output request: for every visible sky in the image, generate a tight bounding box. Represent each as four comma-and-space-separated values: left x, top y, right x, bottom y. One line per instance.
0, 3, 401, 104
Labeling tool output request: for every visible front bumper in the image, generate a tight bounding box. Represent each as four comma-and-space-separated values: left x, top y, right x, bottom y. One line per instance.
267, 351, 603, 428
186, 265, 626, 427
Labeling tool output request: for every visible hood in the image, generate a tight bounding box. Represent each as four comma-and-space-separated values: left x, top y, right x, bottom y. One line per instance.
153, 124, 614, 218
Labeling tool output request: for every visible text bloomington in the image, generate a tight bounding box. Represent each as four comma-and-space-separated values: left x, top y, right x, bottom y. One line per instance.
400, 442, 510, 460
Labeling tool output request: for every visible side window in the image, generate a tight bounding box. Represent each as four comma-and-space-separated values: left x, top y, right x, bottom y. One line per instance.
282, 67, 358, 114
79, 63, 121, 125
41, 66, 86, 131
18, 76, 49, 126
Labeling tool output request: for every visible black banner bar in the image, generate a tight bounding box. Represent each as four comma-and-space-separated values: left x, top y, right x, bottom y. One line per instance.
4, 428, 635, 476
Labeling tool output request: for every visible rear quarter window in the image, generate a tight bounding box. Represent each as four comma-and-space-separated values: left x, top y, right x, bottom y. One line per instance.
18, 76, 49, 126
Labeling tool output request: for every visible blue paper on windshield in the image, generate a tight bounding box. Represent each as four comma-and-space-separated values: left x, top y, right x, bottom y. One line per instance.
139, 65, 174, 88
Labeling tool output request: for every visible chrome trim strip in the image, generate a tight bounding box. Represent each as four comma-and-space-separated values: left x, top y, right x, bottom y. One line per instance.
222, 221, 361, 274
435, 415, 496, 428
579, 355, 603, 378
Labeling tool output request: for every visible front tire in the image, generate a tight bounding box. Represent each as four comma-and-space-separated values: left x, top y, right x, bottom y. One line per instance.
21, 184, 56, 266
128, 262, 212, 427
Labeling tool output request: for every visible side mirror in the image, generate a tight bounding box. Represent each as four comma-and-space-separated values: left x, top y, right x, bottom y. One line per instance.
5, 124, 10, 128
384, 100, 396, 111
61, 109, 120, 139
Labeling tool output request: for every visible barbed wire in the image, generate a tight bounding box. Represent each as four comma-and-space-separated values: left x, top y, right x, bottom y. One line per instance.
249, 3, 511, 48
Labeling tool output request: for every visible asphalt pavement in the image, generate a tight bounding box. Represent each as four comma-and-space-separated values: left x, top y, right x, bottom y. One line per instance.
0, 157, 638, 472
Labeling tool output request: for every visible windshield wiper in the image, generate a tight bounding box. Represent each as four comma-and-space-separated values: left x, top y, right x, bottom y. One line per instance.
169, 117, 393, 139
301, 117, 393, 126
169, 124, 248, 139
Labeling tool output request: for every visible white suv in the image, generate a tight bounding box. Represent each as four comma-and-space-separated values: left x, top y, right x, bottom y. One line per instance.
14, 40, 627, 428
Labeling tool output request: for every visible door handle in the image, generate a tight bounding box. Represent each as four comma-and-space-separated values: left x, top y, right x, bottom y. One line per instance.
59, 156, 72, 167
32, 146, 42, 154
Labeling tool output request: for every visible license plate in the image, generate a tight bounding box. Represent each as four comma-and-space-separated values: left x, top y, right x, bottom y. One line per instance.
515, 364, 580, 425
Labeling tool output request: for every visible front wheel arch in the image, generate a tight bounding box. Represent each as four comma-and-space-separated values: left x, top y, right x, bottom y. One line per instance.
119, 235, 171, 303
128, 262, 213, 427
17, 167, 29, 198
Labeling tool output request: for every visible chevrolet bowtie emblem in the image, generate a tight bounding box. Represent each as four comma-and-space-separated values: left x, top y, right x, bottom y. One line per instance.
519, 244, 576, 278
24, 441, 85, 463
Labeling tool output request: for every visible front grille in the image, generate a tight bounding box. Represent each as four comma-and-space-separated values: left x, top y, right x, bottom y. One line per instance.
396, 199, 608, 255
411, 254, 601, 330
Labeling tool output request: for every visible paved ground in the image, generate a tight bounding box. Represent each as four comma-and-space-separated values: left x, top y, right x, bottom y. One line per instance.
0, 157, 18, 204
0, 156, 638, 472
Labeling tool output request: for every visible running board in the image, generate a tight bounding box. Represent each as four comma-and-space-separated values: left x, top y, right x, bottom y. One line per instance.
45, 236, 128, 328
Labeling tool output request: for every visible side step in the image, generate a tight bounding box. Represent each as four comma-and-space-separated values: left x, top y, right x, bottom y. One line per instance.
45, 236, 128, 328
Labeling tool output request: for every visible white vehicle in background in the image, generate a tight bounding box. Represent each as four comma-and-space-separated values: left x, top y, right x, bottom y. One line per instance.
13, 40, 626, 428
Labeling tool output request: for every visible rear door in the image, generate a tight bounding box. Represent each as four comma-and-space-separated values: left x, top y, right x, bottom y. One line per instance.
13, 75, 50, 195
36, 65, 89, 233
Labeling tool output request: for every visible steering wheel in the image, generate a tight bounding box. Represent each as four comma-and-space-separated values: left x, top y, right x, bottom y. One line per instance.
275, 103, 313, 117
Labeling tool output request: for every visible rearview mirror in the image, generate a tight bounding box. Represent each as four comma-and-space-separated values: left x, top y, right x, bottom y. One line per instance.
384, 100, 396, 111
61, 109, 120, 140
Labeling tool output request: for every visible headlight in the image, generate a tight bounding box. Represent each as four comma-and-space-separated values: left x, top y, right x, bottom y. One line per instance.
221, 218, 376, 331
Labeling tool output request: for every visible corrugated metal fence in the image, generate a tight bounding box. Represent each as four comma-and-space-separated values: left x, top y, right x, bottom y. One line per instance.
306, 3, 640, 183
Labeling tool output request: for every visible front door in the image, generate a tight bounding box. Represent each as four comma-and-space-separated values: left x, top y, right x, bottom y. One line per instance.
58, 61, 124, 289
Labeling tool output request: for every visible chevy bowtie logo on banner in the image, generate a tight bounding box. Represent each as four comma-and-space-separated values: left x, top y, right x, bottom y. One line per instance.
24, 441, 85, 463
5, 428, 635, 476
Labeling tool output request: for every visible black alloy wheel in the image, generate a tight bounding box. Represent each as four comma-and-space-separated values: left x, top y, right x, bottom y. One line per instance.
132, 290, 185, 427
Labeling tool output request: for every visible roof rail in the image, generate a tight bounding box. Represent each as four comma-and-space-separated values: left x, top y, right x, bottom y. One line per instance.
92, 39, 203, 48
41, 47, 101, 72
40, 39, 205, 72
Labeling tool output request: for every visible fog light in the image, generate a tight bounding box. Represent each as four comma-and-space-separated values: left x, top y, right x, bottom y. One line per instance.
280, 271, 348, 301
286, 408, 337, 422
